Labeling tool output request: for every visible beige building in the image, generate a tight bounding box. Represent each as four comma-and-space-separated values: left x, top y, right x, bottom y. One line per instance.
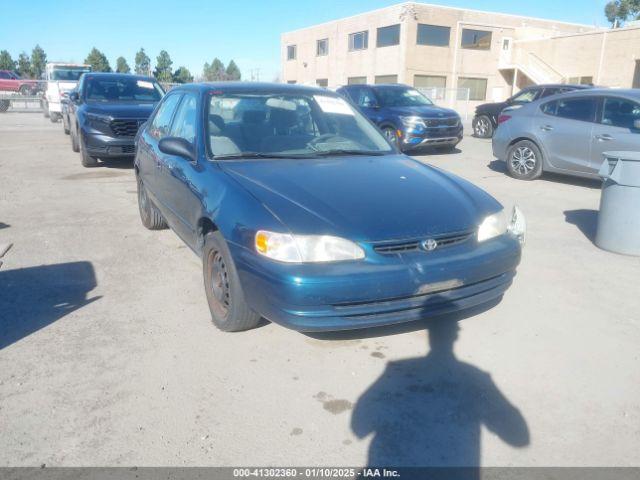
281, 2, 640, 110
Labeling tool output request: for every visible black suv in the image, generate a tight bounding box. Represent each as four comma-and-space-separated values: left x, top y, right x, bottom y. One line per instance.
68, 73, 164, 167
472, 84, 592, 138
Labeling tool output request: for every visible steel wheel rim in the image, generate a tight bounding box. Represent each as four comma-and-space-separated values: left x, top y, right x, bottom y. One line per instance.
511, 146, 536, 175
209, 250, 230, 317
138, 179, 150, 219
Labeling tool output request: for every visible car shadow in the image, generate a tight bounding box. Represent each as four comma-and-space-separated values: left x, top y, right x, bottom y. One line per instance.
0, 222, 9, 230
564, 209, 598, 244
409, 146, 461, 157
351, 316, 530, 472
0, 261, 101, 350
488, 160, 602, 189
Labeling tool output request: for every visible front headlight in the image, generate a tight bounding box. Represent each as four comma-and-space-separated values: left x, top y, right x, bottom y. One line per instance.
255, 230, 365, 263
400, 116, 426, 128
86, 113, 111, 125
477, 206, 526, 245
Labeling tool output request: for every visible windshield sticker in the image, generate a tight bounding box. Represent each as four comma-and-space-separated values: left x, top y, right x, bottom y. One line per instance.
314, 95, 354, 115
137, 80, 154, 89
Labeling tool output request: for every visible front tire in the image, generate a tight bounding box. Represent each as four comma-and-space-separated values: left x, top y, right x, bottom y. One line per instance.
203, 231, 261, 332
70, 127, 80, 152
137, 176, 167, 230
50, 112, 60, 123
42, 100, 50, 118
472, 115, 494, 138
79, 134, 98, 167
506, 140, 543, 180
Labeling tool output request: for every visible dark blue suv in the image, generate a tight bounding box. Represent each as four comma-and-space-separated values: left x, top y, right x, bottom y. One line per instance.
337, 84, 463, 152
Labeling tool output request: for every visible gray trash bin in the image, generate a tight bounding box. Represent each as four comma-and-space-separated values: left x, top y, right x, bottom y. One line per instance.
595, 151, 640, 256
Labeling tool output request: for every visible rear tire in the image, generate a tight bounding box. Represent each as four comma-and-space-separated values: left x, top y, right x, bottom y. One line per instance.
472, 115, 494, 138
50, 112, 60, 123
506, 140, 543, 180
79, 134, 98, 167
19, 85, 30, 96
137, 175, 167, 230
42, 100, 50, 118
203, 231, 261, 332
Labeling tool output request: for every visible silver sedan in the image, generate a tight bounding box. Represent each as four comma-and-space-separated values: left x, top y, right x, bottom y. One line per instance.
492, 89, 640, 180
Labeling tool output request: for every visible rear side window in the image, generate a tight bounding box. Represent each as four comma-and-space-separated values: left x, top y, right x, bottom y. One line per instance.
601, 97, 640, 129
170, 93, 198, 144
511, 89, 539, 103
149, 93, 182, 140
543, 97, 597, 122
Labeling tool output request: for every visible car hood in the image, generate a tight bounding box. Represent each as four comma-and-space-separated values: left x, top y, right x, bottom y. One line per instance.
385, 105, 459, 118
475, 101, 507, 115
221, 155, 500, 242
84, 102, 157, 118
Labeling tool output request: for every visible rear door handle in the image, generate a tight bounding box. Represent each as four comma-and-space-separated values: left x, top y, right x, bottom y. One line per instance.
540, 125, 553, 131
595, 134, 613, 141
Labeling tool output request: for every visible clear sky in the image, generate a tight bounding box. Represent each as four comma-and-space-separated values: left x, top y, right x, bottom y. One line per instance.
2, 0, 609, 81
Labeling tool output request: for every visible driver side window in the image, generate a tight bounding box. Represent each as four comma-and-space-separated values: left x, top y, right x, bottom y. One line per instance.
170, 93, 198, 144
150, 93, 182, 140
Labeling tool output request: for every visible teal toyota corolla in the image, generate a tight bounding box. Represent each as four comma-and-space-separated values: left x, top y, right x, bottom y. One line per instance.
134, 83, 525, 332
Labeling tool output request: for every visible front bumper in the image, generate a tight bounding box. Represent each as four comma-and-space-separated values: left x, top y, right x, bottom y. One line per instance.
401, 125, 464, 151
231, 234, 521, 331
81, 129, 136, 157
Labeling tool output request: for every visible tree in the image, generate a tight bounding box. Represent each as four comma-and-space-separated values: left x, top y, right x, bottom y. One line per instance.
173, 66, 193, 84
153, 50, 173, 82
0, 50, 16, 71
115, 56, 130, 73
203, 58, 226, 81
134, 48, 151, 75
605, 0, 640, 26
17, 52, 31, 78
225, 60, 241, 81
30, 44, 47, 79
84, 47, 111, 72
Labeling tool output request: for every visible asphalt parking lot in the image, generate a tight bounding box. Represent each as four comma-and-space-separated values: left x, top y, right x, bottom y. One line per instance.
1, 112, 639, 468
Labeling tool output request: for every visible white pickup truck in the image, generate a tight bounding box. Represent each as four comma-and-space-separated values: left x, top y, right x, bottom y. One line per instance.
42, 63, 91, 122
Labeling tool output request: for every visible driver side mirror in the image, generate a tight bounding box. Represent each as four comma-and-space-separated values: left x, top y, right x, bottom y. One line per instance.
159, 137, 195, 162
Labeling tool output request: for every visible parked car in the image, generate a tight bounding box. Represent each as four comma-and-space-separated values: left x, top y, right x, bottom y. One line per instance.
337, 83, 463, 152
68, 72, 164, 167
0, 70, 39, 95
135, 82, 525, 332
472, 84, 592, 138
42, 63, 91, 122
493, 89, 640, 180
60, 87, 76, 135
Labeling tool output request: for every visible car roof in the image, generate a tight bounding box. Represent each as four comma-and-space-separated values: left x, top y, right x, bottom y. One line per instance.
523, 83, 592, 89
83, 72, 157, 82
544, 88, 640, 100
171, 81, 336, 96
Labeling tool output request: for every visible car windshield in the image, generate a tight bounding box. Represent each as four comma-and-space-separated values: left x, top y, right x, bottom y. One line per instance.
374, 87, 433, 107
85, 77, 164, 103
207, 92, 394, 158
51, 67, 91, 81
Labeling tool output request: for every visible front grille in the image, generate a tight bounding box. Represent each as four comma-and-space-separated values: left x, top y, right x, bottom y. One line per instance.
110, 119, 143, 137
424, 117, 459, 128
373, 231, 473, 254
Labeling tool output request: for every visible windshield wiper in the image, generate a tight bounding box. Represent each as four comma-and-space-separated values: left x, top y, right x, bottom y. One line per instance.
213, 152, 310, 160
309, 149, 389, 157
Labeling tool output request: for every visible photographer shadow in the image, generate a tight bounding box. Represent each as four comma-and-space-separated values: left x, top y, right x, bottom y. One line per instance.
351, 317, 529, 473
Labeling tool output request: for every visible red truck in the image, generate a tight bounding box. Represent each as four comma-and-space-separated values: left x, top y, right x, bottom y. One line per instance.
0, 70, 40, 95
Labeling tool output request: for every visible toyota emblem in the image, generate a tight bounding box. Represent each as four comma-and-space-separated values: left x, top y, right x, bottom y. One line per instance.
421, 238, 438, 251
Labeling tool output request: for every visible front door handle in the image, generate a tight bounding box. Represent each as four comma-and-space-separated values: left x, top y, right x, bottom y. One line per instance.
540, 125, 553, 131
595, 134, 613, 141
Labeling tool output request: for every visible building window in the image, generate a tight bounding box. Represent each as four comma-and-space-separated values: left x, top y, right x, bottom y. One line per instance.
458, 77, 487, 100
287, 45, 297, 60
348, 31, 369, 51
317, 39, 328, 56
414, 75, 446, 89
286, 80, 297, 84
347, 76, 367, 85
375, 74, 398, 84
461, 29, 492, 50
416, 24, 450, 47
316, 79, 328, 87
376, 24, 400, 47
